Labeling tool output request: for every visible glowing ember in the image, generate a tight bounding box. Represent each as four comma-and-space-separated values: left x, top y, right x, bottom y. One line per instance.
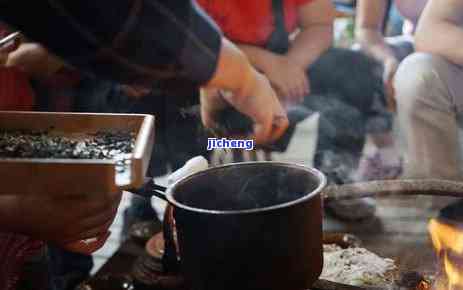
418, 279, 433, 290
429, 218, 463, 290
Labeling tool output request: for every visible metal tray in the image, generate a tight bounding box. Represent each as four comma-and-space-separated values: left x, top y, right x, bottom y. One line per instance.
0, 111, 155, 195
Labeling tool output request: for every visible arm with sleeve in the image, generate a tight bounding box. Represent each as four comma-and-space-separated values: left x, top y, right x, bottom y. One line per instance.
0, 0, 222, 87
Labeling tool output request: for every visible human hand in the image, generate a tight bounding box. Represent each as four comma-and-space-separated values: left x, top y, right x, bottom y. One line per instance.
0, 190, 122, 254
0, 32, 21, 65
383, 57, 399, 112
264, 55, 310, 105
201, 71, 289, 145
5, 43, 64, 79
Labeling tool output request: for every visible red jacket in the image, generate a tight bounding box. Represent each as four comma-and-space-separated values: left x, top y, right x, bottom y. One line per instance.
0, 59, 41, 290
197, 0, 313, 46
0, 67, 35, 111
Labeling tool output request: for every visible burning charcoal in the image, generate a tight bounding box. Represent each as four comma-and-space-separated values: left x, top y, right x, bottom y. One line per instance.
397, 271, 428, 288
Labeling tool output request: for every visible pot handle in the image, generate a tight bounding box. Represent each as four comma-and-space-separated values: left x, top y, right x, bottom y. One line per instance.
129, 177, 168, 201
128, 179, 180, 273
323, 179, 463, 201
162, 204, 181, 274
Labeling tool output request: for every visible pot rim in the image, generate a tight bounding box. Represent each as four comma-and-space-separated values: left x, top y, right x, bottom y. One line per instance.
165, 161, 327, 215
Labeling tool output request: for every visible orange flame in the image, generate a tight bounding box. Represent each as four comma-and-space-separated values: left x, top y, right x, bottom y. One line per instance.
429, 218, 463, 290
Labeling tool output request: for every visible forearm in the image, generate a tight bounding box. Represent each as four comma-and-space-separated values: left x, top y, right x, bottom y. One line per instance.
236, 27, 334, 79
355, 0, 396, 64
236, 44, 279, 74
286, 25, 332, 68
287, 0, 334, 68
355, 28, 398, 63
0, 0, 222, 87
415, 20, 463, 66
206, 38, 257, 100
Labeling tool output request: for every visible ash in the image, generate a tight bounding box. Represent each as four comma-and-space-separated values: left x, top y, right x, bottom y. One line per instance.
0, 130, 135, 161
321, 244, 396, 287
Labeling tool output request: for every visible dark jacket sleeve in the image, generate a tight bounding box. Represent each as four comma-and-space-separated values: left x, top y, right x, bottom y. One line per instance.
0, 0, 222, 87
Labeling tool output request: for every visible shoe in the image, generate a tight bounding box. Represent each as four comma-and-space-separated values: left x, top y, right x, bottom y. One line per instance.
315, 151, 377, 221
355, 151, 402, 182
324, 197, 376, 221
320, 169, 376, 221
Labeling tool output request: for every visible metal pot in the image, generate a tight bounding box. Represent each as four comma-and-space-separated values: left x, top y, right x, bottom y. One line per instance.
150, 162, 325, 290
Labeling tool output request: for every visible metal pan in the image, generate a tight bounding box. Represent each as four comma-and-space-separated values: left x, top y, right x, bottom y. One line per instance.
0, 111, 155, 195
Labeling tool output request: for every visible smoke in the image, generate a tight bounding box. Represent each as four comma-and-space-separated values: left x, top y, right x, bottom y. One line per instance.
175, 165, 313, 211
315, 149, 360, 185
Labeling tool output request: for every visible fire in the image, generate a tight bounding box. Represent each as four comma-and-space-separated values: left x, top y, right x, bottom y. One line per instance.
429, 218, 463, 290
